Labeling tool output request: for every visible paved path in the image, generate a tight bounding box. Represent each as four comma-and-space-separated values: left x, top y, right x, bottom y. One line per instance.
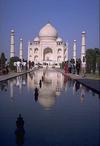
56, 69, 100, 94
0, 69, 35, 82
76, 78, 100, 94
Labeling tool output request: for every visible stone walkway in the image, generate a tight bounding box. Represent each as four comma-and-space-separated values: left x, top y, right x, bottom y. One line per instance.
56, 69, 100, 94
0, 69, 34, 82
76, 78, 100, 94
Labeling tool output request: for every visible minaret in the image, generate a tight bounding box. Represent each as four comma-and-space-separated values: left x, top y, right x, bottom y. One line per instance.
81, 31, 86, 67
19, 38, 23, 61
10, 29, 15, 58
28, 41, 30, 62
73, 40, 77, 63
66, 41, 68, 61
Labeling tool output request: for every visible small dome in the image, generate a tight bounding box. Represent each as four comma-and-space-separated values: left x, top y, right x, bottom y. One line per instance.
34, 37, 40, 42
20, 38, 23, 41
82, 31, 86, 34
11, 29, 14, 33
56, 37, 63, 42
39, 22, 58, 39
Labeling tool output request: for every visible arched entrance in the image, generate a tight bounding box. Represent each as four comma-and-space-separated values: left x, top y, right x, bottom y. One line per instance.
43, 48, 53, 61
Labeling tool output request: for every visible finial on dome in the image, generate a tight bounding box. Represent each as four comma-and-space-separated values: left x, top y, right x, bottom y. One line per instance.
48, 21, 51, 24
20, 38, 23, 41
74, 40, 76, 42
11, 29, 14, 33
82, 31, 86, 34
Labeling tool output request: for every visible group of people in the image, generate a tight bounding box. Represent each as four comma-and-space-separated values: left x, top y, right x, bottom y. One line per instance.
64, 60, 82, 75
14, 61, 27, 73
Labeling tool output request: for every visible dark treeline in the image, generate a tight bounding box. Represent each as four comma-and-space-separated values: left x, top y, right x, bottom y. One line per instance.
86, 48, 100, 75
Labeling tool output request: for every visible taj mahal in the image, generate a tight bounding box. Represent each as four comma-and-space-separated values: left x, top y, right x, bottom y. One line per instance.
10, 22, 86, 68
28, 22, 67, 66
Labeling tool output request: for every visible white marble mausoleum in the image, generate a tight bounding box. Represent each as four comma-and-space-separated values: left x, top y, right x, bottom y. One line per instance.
28, 22, 68, 66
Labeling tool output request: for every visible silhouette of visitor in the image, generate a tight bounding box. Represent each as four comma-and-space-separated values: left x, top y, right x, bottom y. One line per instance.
39, 80, 42, 88
34, 94, 38, 102
34, 87, 39, 102
75, 82, 80, 92
15, 114, 25, 146
42, 76, 44, 81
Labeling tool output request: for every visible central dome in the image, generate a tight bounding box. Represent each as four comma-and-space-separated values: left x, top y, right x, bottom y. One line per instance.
39, 22, 58, 39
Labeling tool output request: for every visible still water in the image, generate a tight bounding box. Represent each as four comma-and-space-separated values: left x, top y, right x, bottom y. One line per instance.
0, 69, 99, 146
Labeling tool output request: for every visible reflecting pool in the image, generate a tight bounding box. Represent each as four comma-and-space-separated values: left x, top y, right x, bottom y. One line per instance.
0, 69, 99, 146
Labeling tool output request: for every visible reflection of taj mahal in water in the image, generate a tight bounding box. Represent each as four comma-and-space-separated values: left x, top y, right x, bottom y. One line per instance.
2, 69, 94, 109
28, 22, 67, 65
27, 69, 66, 109
8, 69, 68, 109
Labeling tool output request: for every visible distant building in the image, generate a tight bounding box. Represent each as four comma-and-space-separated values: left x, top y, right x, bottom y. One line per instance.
10, 22, 86, 68
28, 22, 68, 66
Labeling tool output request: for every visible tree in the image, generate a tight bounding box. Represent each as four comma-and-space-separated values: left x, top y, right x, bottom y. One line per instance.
86, 49, 94, 73
0, 55, 1, 68
9, 56, 19, 70
86, 48, 100, 75
95, 48, 100, 75
0, 52, 7, 69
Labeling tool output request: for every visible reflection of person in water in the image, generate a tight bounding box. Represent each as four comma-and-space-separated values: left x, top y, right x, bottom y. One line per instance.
80, 84, 85, 103
22, 74, 27, 85
43, 70, 46, 77
73, 81, 76, 95
42, 76, 44, 82
15, 114, 25, 146
64, 75, 68, 86
39, 80, 42, 88
29, 72, 33, 79
64, 61, 68, 74
75, 82, 80, 92
0, 81, 8, 91
34, 87, 39, 102
63, 75, 68, 91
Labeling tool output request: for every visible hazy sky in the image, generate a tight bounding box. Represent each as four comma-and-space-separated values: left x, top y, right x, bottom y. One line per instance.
0, 0, 99, 60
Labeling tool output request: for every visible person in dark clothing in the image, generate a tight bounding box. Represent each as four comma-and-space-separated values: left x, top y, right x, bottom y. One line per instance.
39, 80, 42, 88
15, 114, 25, 145
16, 114, 24, 128
42, 76, 44, 81
76, 61, 80, 75
34, 87, 39, 97
6, 65, 9, 74
34, 87, 39, 102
